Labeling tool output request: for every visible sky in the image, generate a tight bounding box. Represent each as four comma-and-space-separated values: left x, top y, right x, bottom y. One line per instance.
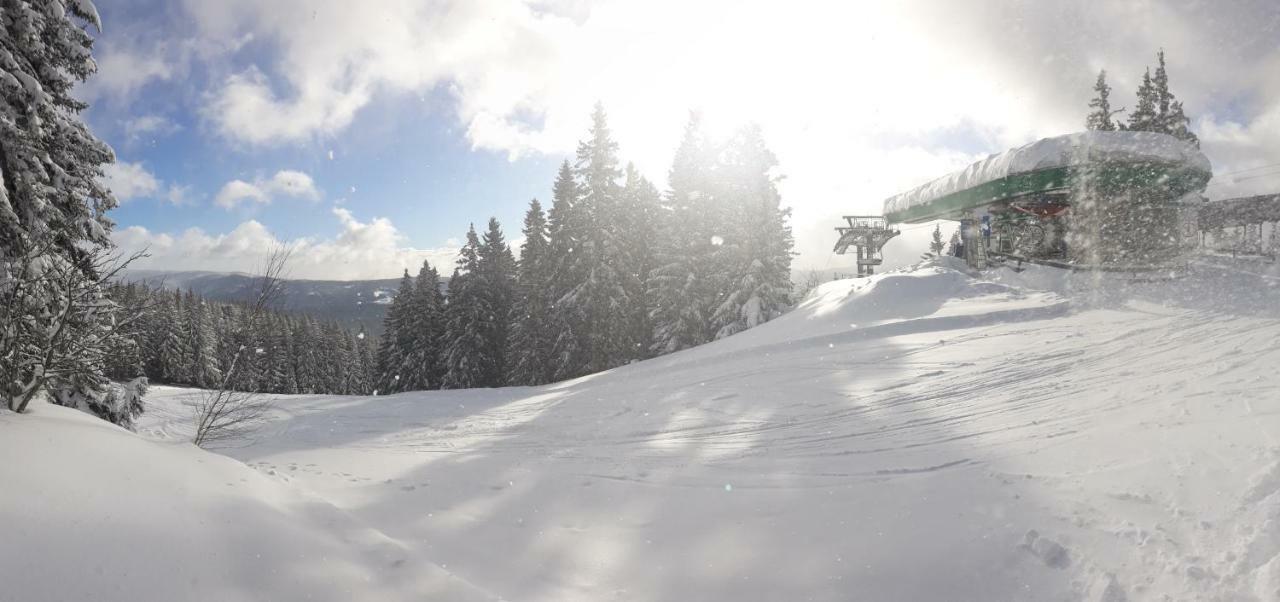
86, 0, 1280, 280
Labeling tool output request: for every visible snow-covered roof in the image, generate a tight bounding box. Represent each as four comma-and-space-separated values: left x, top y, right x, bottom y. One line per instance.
883, 131, 1212, 220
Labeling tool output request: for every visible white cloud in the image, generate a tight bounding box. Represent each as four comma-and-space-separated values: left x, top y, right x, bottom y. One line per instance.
112, 207, 459, 280
214, 170, 321, 209
100, 161, 196, 206
1198, 101, 1280, 200
164, 184, 196, 206
101, 161, 161, 202
82, 47, 174, 102
123, 114, 181, 142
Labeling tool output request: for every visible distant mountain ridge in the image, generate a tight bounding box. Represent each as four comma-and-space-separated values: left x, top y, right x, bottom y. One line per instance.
120, 269, 420, 337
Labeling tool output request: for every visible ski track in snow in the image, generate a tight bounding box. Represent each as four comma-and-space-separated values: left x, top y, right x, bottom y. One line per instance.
128, 256, 1280, 601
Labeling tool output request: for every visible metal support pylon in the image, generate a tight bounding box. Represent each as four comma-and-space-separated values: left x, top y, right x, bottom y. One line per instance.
833, 216, 901, 277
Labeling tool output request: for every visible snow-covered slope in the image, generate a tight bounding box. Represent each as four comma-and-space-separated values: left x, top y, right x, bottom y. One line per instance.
8, 257, 1280, 601
0, 402, 494, 602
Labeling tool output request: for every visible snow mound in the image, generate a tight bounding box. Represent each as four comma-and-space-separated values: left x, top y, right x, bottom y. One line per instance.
714, 257, 1068, 351
0, 401, 495, 602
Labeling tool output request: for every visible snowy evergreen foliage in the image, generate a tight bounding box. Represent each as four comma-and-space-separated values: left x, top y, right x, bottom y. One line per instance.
650, 114, 795, 351
1085, 70, 1121, 132
507, 200, 557, 385
441, 226, 492, 389
1123, 51, 1198, 146
105, 282, 375, 396
649, 112, 718, 354
374, 105, 793, 389
618, 163, 661, 360
709, 125, 794, 339
554, 103, 632, 377
374, 270, 413, 393
477, 218, 517, 385
929, 223, 946, 256
395, 261, 445, 391
1128, 68, 1159, 134
0, 0, 130, 416
545, 160, 585, 372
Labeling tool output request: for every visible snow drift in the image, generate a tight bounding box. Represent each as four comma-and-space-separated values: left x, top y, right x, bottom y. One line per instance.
6, 257, 1280, 601
0, 402, 493, 601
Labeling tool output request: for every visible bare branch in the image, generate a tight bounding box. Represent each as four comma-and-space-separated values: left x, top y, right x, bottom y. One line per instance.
190, 243, 292, 447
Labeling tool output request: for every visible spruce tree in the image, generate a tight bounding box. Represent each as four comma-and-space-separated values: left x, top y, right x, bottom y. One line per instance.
103, 282, 146, 381
1151, 50, 1198, 146
398, 260, 445, 390
271, 317, 298, 394
477, 218, 517, 386
1085, 70, 1121, 131
158, 291, 191, 383
187, 293, 222, 387
545, 160, 583, 374
709, 124, 794, 339
0, 0, 122, 412
929, 223, 946, 255
321, 320, 350, 393
441, 226, 490, 389
619, 163, 661, 361
351, 330, 374, 394
1165, 99, 1197, 147
1128, 68, 1159, 133
568, 103, 632, 374
374, 269, 414, 393
650, 112, 716, 354
508, 199, 557, 384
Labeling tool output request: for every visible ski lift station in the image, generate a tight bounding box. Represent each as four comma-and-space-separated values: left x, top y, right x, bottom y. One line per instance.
836, 131, 1213, 273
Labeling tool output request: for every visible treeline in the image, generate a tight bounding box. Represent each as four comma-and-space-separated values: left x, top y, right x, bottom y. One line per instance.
1085, 49, 1198, 146
375, 104, 794, 393
104, 283, 377, 395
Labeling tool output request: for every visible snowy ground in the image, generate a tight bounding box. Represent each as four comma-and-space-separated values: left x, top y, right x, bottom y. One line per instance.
5, 256, 1280, 601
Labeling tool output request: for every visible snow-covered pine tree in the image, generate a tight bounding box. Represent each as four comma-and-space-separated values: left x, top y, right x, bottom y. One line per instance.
929, 223, 946, 256
273, 315, 299, 394
477, 218, 517, 386
0, 0, 124, 413
353, 330, 375, 394
442, 226, 491, 389
103, 282, 146, 381
233, 309, 270, 392
158, 291, 191, 384
320, 320, 350, 393
618, 164, 661, 362
562, 103, 632, 375
374, 269, 414, 393
1165, 99, 1197, 147
650, 112, 716, 354
1127, 68, 1158, 133
709, 124, 794, 339
186, 292, 222, 388
507, 199, 557, 385
397, 260, 445, 390
545, 160, 585, 375
1085, 70, 1121, 131
1151, 50, 1198, 147
1152, 50, 1171, 128
344, 324, 362, 393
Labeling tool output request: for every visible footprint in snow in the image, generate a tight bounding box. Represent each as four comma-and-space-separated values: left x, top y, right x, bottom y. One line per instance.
1022, 530, 1071, 569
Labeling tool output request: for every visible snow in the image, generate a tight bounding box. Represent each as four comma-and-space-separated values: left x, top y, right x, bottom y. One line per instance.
883, 131, 1212, 218
0, 401, 492, 601
7, 257, 1280, 600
